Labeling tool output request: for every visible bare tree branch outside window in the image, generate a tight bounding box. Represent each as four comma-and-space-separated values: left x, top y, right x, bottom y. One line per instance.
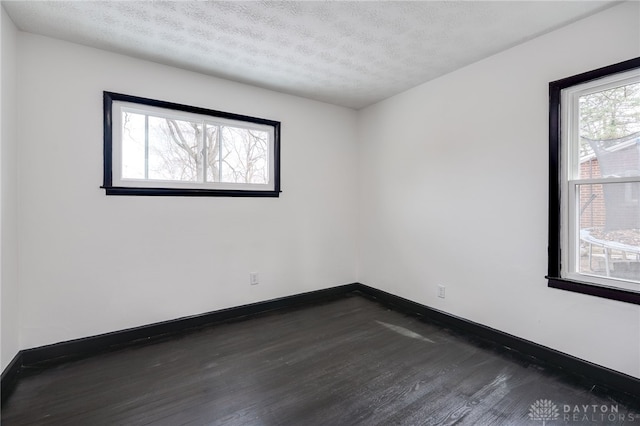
122, 112, 269, 184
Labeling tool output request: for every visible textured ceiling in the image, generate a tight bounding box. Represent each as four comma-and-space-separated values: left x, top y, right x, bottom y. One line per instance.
3, 1, 620, 109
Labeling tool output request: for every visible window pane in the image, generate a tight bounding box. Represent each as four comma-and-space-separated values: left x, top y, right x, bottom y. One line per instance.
205, 124, 220, 183
578, 182, 640, 282
121, 112, 146, 179
578, 82, 640, 179
147, 116, 202, 182
220, 126, 269, 184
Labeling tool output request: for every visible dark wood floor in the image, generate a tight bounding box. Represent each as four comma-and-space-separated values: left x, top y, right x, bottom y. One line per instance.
2, 295, 639, 425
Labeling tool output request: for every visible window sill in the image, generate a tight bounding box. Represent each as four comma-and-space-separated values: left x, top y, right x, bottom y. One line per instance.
102, 186, 280, 197
547, 276, 640, 305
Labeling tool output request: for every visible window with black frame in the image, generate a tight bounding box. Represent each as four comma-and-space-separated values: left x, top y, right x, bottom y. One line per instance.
103, 92, 281, 197
548, 58, 640, 304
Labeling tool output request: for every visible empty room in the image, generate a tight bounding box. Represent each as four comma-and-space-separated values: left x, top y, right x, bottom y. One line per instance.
1, 1, 639, 424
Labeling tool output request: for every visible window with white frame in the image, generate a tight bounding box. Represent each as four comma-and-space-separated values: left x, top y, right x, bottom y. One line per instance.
549, 58, 640, 304
103, 92, 280, 197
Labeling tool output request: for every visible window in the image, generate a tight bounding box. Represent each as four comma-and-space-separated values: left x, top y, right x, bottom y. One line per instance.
103, 92, 280, 197
549, 58, 640, 304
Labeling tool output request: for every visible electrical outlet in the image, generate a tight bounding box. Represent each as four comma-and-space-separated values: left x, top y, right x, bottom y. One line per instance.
437, 285, 446, 299
250, 272, 259, 285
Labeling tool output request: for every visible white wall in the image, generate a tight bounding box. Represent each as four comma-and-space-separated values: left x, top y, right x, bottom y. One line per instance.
15, 33, 358, 349
358, 1, 640, 378
1, 6, 20, 371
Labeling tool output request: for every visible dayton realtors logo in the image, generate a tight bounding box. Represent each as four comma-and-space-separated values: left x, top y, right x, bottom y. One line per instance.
529, 400, 559, 425
529, 399, 638, 424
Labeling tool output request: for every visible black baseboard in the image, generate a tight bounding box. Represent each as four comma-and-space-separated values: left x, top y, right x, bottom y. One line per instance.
1, 352, 23, 404
353, 284, 640, 400
2, 282, 639, 405
2, 283, 359, 403
21, 283, 360, 369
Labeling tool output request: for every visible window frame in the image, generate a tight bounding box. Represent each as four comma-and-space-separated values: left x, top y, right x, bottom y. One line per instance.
103, 91, 281, 197
548, 57, 640, 305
